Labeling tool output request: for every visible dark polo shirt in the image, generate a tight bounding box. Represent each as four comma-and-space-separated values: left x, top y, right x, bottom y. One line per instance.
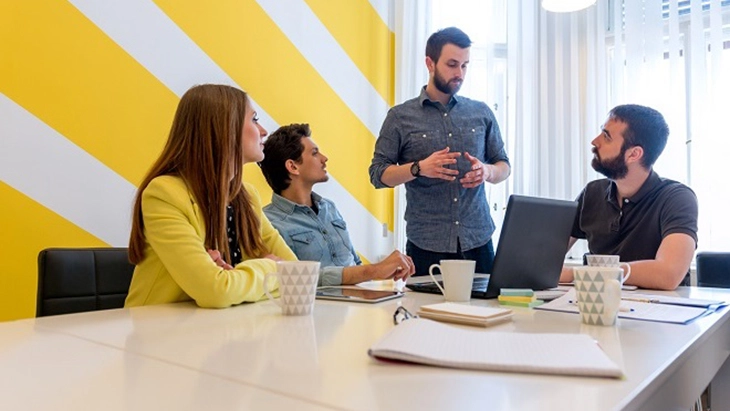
572, 171, 698, 283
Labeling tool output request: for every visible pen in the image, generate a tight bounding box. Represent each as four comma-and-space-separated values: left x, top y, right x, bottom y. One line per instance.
568, 300, 635, 312
622, 297, 661, 304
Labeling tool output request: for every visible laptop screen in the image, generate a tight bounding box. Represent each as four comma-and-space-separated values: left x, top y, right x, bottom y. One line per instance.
480, 195, 578, 298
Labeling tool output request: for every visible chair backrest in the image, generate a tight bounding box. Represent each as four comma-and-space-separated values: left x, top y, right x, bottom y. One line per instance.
37, 248, 135, 317
696, 252, 730, 288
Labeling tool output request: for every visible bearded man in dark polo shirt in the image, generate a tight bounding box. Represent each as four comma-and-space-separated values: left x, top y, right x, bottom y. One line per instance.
369, 27, 511, 276
560, 104, 698, 290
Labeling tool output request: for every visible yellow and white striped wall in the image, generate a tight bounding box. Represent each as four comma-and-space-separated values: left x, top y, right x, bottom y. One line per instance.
0, 0, 396, 321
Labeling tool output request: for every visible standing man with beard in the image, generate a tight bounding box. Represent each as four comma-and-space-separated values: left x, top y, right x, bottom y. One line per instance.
260, 123, 415, 286
560, 105, 698, 290
369, 27, 511, 276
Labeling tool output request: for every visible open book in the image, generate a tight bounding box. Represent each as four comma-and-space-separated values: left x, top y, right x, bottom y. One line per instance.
417, 302, 513, 327
369, 319, 623, 378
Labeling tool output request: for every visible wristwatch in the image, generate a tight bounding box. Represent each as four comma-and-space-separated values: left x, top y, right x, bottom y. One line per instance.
410, 160, 421, 177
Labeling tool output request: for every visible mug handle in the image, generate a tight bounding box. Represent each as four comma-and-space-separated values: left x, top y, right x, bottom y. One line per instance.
263, 272, 282, 308
428, 264, 446, 295
620, 262, 631, 283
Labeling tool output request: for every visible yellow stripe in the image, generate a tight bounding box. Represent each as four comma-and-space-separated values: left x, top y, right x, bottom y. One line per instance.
244, 163, 274, 202
154, 0, 393, 229
0, 0, 178, 186
0, 183, 108, 321
304, 0, 394, 104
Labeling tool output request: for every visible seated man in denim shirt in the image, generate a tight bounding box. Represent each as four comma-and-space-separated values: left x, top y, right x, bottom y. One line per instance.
259, 123, 415, 286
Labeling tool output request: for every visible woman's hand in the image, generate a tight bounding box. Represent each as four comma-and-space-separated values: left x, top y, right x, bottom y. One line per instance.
207, 249, 234, 270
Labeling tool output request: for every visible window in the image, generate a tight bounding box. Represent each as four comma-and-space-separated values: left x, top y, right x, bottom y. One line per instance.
426, 0, 730, 253
608, 0, 730, 251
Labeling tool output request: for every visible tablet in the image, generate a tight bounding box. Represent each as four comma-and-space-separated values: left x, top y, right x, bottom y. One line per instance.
316, 287, 403, 303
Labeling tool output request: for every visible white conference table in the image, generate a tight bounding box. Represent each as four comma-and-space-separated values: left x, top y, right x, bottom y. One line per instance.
2, 283, 730, 411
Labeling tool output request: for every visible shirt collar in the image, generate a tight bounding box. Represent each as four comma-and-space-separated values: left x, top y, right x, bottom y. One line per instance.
605, 170, 662, 205
271, 192, 323, 215
418, 86, 459, 109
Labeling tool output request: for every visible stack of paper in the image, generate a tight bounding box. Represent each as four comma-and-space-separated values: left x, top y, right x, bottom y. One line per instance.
417, 302, 513, 327
369, 318, 624, 378
498, 288, 544, 308
536, 289, 713, 324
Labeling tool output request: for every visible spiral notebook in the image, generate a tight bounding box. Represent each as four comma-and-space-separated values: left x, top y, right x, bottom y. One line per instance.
368, 318, 623, 378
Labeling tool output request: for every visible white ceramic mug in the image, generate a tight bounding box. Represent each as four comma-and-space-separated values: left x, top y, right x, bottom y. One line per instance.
264, 261, 320, 315
573, 266, 623, 326
428, 259, 475, 302
586, 254, 631, 283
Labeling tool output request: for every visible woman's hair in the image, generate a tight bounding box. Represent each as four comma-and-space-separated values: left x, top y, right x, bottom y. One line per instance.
129, 84, 267, 264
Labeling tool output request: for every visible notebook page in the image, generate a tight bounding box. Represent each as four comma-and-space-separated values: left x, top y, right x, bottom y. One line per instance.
369, 319, 622, 378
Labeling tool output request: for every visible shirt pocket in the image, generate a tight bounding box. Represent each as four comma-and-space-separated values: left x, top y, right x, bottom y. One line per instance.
406, 130, 447, 159
289, 230, 325, 262
330, 219, 355, 260
457, 125, 487, 159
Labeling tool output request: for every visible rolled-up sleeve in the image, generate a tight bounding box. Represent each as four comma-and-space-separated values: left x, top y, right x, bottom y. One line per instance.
319, 266, 344, 287
484, 107, 510, 166
369, 108, 402, 189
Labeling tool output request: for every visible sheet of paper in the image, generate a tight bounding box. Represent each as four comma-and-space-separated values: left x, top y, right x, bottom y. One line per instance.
621, 293, 725, 308
536, 289, 710, 324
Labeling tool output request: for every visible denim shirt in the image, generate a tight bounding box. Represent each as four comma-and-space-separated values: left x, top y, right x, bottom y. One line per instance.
263, 192, 361, 286
369, 87, 510, 253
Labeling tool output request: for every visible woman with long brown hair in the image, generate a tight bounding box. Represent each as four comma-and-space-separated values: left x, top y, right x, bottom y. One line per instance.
125, 84, 296, 308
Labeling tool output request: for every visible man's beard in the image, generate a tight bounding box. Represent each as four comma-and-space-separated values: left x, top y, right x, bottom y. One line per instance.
591, 147, 628, 180
433, 68, 462, 95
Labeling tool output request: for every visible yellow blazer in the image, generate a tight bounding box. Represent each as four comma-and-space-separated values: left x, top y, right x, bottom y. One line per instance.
125, 175, 297, 308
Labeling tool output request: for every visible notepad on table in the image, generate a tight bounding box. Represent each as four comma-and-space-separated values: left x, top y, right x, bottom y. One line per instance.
417, 302, 513, 327
368, 319, 623, 378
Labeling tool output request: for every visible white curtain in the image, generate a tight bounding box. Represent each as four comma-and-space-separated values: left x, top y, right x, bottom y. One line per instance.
506, 0, 610, 257
507, 0, 608, 199
392, 0, 433, 252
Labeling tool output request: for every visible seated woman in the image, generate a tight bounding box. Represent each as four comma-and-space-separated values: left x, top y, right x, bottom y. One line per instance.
125, 84, 296, 308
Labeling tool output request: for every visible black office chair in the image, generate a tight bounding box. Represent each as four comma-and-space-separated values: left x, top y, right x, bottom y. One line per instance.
696, 252, 730, 288
36, 248, 135, 317
693, 252, 730, 411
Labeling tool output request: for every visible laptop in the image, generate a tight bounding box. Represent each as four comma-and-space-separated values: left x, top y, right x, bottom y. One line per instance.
406, 194, 578, 299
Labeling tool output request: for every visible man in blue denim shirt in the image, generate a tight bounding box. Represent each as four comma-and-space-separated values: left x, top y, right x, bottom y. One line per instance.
369, 27, 511, 276
259, 123, 415, 286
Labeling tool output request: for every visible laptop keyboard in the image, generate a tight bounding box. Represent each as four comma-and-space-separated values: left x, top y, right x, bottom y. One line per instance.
406, 277, 566, 301
406, 277, 489, 295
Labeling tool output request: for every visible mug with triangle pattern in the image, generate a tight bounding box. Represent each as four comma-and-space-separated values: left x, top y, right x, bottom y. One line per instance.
585, 254, 631, 283
264, 261, 320, 315
573, 266, 623, 326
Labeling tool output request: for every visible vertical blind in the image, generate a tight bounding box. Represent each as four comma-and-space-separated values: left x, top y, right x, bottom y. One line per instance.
611, 0, 730, 251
